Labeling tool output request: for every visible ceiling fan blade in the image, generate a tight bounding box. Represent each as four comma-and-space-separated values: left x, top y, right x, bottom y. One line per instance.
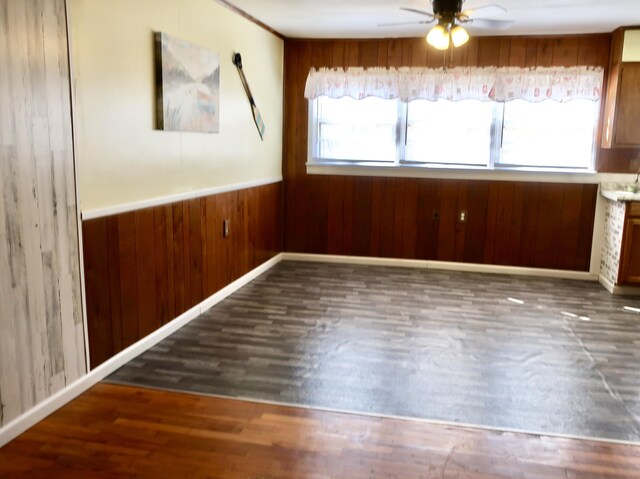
466, 18, 514, 30
400, 7, 436, 19
461, 4, 507, 18
378, 20, 434, 27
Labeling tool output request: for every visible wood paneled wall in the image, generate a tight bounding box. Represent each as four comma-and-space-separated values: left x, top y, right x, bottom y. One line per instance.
0, 0, 86, 427
282, 35, 621, 265
82, 183, 282, 369
288, 177, 597, 271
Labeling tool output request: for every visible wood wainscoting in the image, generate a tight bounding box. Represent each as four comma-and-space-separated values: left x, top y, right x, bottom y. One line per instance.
285, 177, 597, 271
82, 182, 282, 369
282, 35, 623, 264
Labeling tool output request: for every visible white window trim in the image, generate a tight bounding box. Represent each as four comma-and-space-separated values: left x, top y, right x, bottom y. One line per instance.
306, 162, 640, 186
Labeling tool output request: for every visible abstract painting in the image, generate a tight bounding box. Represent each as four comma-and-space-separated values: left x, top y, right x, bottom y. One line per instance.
155, 32, 220, 133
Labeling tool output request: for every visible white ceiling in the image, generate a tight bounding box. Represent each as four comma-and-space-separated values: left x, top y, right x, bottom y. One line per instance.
226, 0, 640, 39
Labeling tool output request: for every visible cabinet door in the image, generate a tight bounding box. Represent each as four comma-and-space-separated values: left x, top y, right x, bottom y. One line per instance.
614, 63, 640, 146
619, 218, 640, 284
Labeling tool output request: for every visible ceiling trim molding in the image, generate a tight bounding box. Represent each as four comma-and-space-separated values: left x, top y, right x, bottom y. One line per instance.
215, 0, 286, 40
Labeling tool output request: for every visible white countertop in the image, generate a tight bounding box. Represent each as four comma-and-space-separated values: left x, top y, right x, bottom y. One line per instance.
601, 183, 640, 202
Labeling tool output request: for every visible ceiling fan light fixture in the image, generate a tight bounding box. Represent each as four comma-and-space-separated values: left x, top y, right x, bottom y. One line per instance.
450, 24, 469, 47
426, 24, 450, 50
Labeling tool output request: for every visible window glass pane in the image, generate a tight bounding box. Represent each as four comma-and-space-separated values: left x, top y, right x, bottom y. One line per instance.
316, 96, 398, 162
499, 99, 598, 169
405, 99, 494, 166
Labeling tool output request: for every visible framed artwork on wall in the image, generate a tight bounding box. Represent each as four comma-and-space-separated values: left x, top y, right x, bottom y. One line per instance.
155, 32, 220, 133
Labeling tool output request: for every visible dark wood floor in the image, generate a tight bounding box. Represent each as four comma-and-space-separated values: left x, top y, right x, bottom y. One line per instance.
2, 383, 640, 478
109, 261, 640, 442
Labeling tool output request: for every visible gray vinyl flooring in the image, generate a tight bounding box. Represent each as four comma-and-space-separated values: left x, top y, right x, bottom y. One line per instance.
107, 261, 640, 442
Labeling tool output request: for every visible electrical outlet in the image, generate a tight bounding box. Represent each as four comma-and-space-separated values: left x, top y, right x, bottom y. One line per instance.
459, 210, 468, 223
223, 219, 230, 237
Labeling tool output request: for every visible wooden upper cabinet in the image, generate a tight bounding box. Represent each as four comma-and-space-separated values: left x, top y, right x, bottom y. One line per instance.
614, 64, 640, 145
602, 28, 640, 148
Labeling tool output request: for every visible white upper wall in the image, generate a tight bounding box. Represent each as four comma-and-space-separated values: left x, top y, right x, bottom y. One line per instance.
70, 0, 284, 212
622, 29, 640, 61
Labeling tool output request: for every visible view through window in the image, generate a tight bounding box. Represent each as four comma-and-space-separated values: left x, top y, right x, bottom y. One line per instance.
309, 96, 599, 171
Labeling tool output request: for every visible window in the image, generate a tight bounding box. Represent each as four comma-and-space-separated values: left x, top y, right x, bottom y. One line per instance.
315, 97, 398, 163
310, 97, 600, 171
498, 100, 600, 170
309, 96, 599, 171
405, 100, 495, 167
305, 65, 604, 171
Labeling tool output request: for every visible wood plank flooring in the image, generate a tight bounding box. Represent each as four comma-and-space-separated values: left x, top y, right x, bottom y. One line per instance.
2, 383, 640, 478
109, 261, 640, 442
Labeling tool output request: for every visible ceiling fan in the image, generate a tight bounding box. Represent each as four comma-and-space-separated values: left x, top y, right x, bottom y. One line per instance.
380, 0, 514, 50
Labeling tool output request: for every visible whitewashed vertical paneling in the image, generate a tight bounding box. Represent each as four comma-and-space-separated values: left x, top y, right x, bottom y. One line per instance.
600, 199, 627, 286
0, 0, 86, 427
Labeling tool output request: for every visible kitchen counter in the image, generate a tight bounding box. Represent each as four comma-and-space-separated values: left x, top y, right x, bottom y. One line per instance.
600, 183, 640, 202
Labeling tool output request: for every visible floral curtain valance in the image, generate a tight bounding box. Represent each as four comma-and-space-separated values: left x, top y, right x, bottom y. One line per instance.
303, 66, 604, 103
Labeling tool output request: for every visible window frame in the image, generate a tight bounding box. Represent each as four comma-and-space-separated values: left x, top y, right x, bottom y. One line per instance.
307, 96, 598, 173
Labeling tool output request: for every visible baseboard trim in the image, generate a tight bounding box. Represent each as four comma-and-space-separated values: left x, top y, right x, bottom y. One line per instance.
0, 253, 283, 448
599, 274, 640, 296
281, 253, 598, 281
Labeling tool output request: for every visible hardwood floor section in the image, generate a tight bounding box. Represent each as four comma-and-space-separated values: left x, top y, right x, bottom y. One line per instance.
1, 383, 640, 479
